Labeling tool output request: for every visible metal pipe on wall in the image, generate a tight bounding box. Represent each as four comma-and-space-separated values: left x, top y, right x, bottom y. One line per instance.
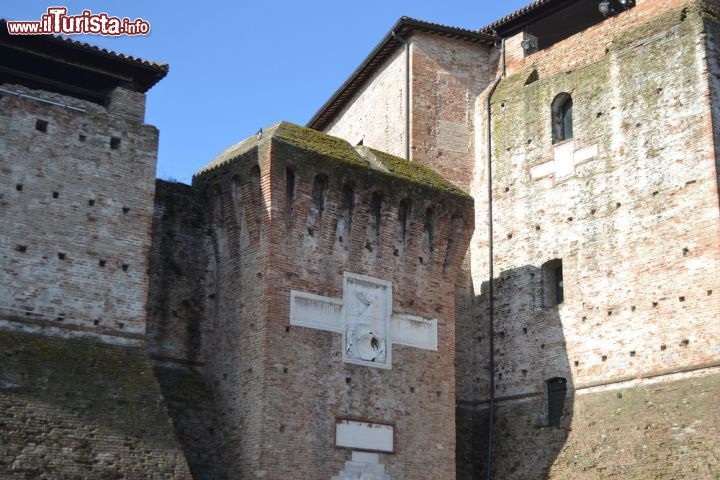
485, 37, 505, 480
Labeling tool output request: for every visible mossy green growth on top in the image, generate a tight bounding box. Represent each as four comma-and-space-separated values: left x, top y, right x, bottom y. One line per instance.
198, 121, 469, 198
273, 122, 368, 168
363, 145, 468, 197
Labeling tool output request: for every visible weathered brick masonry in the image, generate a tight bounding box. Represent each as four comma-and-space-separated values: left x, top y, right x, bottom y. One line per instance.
0, 85, 158, 338
317, 0, 720, 478
0, 330, 191, 479
0, 37, 191, 478
463, 1, 720, 477
160, 122, 474, 478
2, 0, 720, 478
146, 180, 227, 480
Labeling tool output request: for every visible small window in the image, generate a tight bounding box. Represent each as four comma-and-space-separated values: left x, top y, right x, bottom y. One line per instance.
542, 259, 564, 307
547, 377, 567, 427
551, 93, 573, 143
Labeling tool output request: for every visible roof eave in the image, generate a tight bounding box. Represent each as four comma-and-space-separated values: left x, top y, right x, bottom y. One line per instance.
479, 0, 577, 36
1, 19, 168, 92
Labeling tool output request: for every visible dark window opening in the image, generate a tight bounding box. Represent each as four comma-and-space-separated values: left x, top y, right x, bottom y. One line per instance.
547, 377, 567, 427
35, 119, 48, 132
110, 136, 121, 150
552, 93, 573, 144
542, 259, 564, 307
554, 264, 564, 304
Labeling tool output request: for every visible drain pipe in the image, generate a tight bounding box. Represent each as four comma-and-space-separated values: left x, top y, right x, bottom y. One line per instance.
485, 37, 505, 480
392, 30, 411, 160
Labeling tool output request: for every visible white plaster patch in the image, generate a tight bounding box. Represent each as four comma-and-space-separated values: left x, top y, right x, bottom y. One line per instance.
391, 313, 438, 350
530, 160, 556, 179
289, 291, 343, 333
530, 140, 599, 180
553, 140, 575, 178
574, 143, 598, 165
335, 419, 394, 453
289, 272, 438, 369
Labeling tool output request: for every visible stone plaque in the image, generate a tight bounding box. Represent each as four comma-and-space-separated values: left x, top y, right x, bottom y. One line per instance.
289, 271, 437, 369
342, 273, 392, 369
335, 418, 394, 453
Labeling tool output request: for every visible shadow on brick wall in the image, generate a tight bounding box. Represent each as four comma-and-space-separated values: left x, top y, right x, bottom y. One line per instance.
457, 264, 574, 479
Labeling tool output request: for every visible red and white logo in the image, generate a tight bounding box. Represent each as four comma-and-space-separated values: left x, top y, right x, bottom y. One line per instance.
6, 7, 151, 36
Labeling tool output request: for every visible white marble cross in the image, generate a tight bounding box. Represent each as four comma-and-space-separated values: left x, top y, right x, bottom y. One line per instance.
289, 272, 437, 369
530, 140, 599, 180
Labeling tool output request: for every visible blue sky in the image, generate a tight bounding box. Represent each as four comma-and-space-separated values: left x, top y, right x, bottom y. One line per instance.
5, 1, 529, 183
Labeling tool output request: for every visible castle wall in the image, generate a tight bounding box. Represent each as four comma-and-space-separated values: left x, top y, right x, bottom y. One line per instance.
704, 0, 720, 211
261, 138, 472, 479
190, 143, 270, 478
146, 180, 227, 479
0, 85, 158, 340
325, 33, 492, 193
0, 329, 192, 479
409, 32, 492, 192
191, 124, 474, 479
326, 47, 407, 158
147, 180, 210, 365
492, 370, 720, 479
461, 1, 720, 477
0, 85, 191, 478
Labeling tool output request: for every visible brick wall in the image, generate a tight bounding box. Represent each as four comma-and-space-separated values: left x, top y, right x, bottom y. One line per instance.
146, 180, 227, 479
188, 122, 474, 479
488, 370, 720, 479
460, 1, 720, 477
409, 32, 492, 193
325, 32, 492, 193
0, 329, 191, 479
326, 47, 407, 158
147, 180, 210, 365
0, 83, 194, 477
0, 84, 158, 340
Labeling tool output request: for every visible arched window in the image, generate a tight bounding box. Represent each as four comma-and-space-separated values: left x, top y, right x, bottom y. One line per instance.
551, 93, 573, 143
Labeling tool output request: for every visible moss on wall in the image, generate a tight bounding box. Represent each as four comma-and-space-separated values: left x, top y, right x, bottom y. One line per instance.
197, 121, 470, 200
0, 329, 191, 479
492, 373, 720, 479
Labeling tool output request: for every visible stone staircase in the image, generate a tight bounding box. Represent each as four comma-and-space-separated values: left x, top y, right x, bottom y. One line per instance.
331, 452, 390, 480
